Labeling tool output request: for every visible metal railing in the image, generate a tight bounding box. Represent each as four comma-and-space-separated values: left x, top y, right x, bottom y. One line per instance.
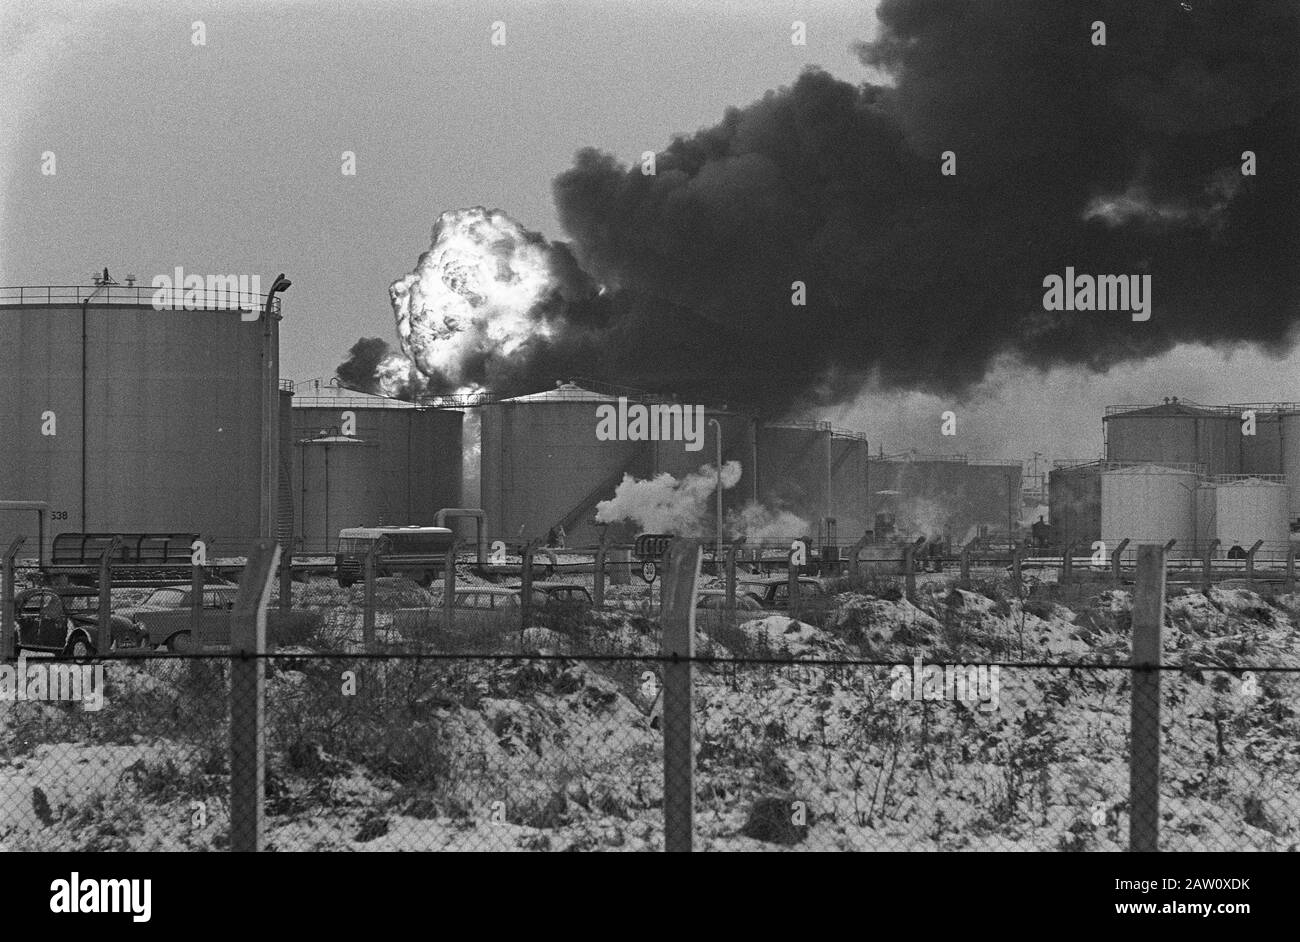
0, 285, 281, 314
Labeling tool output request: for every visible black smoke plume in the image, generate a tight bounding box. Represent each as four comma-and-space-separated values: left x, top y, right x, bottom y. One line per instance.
341, 0, 1299, 416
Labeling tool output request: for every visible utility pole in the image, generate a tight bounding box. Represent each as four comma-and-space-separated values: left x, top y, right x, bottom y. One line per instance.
708, 418, 723, 559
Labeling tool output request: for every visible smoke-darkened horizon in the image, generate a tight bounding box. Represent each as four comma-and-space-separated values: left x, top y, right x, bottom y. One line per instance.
340, 0, 1299, 417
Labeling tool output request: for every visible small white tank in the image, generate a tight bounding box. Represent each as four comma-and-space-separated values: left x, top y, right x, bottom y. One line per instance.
1215, 477, 1290, 563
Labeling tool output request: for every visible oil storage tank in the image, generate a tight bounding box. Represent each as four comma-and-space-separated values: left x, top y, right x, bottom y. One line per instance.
756, 423, 832, 541
1214, 476, 1290, 562
1100, 463, 1196, 558
292, 383, 463, 549
0, 283, 282, 560
1048, 460, 1102, 550
829, 431, 870, 543
868, 454, 1022, 544
294, 435, 380, 553
1104, 400, 1238, 477
1281, 409, 1300, 527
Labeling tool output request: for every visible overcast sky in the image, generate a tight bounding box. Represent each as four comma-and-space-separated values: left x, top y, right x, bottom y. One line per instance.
3, 0, 1296, 465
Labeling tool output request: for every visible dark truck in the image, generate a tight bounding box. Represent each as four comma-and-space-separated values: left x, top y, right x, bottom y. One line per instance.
41, 533, 201, 587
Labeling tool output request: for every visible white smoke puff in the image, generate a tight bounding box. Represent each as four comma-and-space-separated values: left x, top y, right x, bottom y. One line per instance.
725, 504, 808, 542
595, 462, 742, 535
389, 207, 555, 388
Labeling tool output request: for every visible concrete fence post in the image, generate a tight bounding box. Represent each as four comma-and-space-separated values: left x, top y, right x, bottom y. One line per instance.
520, 542, 535, 632
443, 543, 457, 634
190, 559, 204, 645
787, 549, 800, 619
1245, 539, 1263, 582
1112, 539, 1131, 582
362, 542, 378, 647
960, 540, 973, 582
1202, 539, 1220, 593
1130, 544, 1165, 853
96, 537, 120, 653
593, 538, 607, 609
661, 538, 702, 853
278, 542, 292, 615
902, 544, 917, 600
1061, 542, 1075, 586
230, 540, 279, 853
1011, 542, 1023, 598
1287, 546, 1297, 592
1, 537, 24, 659
725, 544, 738, 615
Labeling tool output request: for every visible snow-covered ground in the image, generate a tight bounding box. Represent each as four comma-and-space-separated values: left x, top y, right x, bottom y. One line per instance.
2, 581, 1298, 851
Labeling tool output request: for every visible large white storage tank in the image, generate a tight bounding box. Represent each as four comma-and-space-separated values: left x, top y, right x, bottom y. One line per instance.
1214, 477, 1290, 562
1281, 411, 1300, 526
1101, 464, 1196, 558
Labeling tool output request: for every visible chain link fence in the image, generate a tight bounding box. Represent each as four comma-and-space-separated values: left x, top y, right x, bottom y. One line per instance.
2, 546, 1298, 851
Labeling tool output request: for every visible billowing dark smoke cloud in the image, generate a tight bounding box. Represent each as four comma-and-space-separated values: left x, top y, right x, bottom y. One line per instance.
342, 0, 1299, 415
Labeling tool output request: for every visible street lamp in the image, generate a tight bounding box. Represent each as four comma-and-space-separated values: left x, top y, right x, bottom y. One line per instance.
261, 274, 291, 541
708, 418, 723, 559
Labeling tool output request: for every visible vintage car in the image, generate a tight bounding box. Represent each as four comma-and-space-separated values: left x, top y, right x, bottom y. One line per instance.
11, 587, 147, 658
736, 575, 825, 610
130, 584, 239, 651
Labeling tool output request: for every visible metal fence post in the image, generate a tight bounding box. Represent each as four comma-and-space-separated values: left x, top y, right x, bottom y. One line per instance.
1288, 546, 1297, 592
1011, 542, 1023, 598
230, 540, 279, 853
661, 538, 702, 853
1130, 544, 1165, 853
1, 537, 23, 659
96, 537, 120, 653
1061, 542, 1074, 586
960, 541, 973, 582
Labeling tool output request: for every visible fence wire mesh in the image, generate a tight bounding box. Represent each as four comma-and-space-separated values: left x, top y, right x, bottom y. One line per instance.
2, 557, 1299, 851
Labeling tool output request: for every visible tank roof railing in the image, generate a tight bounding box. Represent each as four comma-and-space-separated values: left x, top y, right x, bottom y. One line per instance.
1211, 473, 1289, 484
1053, 457, 1105, 469
762, 420, 866, 440
1105, 401, 1240, 418
1226, 402, 1300, 413
292, 395, 424, 410
1106, 400, 1300, 417
0, 284, 281, 314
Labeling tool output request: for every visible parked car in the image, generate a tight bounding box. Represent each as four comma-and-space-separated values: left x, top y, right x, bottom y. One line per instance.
11, 587, 147, 658
696, 588, 764, 612
394, 586, 523, 635
736, 576, 825, 610
131, 584, 239, 652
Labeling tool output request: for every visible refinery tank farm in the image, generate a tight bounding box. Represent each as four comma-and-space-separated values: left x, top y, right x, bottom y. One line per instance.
1, 283, 1298, 576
